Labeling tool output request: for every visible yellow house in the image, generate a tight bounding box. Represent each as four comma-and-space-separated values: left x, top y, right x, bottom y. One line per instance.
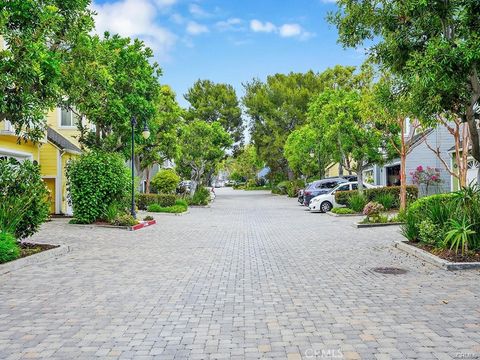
0, 108, 83, 215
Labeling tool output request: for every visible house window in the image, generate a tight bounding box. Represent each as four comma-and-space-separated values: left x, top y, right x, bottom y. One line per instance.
60, 108, 79, 127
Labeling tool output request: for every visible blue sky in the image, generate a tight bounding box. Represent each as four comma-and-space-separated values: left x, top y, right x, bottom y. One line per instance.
92, 0, 365, 106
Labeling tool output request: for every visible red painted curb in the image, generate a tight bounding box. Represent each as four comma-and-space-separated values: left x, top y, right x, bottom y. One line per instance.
130, 220, 157, 231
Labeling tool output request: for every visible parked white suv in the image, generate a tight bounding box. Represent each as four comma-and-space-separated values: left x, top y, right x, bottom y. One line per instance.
309, 182, 376, 213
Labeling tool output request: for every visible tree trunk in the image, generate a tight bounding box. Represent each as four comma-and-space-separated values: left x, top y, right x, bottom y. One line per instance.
399, 118, 407, 211
145, 167, 151, 194
357, 162, 364, 194
338, 161, 344, 176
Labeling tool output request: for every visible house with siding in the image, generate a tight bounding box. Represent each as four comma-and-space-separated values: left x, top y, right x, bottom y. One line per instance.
0, 108, 87, 215
363, 124, 456, 195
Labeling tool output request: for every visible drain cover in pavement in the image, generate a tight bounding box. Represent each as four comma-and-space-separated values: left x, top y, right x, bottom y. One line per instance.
372, 267, 408, 275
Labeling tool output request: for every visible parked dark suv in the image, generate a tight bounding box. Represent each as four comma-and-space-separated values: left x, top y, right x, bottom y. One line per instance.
301, 176, 356, 206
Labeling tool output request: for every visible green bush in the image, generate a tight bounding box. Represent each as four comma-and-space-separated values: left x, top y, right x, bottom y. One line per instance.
136, 194, 176, 210
402, 188, 480, 253
188, 187, 210, 206
143, 215, 154, 221
148, 200, 188, 213
336, 186, 418, 209
0, 158, 50, 239
66, 151, 130, 224
375, 193, 395, 210
273, 180, 305, 197
348, 193, 367, 213
112, 214, 138, 227
0, 232, 20, 264
151, 169, 180, 194
331, 207, 356, 215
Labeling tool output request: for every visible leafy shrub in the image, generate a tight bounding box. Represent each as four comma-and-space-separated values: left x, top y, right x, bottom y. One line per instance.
112, 214, 138, 227
375, 193, 395, 210
143, 215, 154, 221
331, 207, 356, 215
273, 180, 305, 197
348, 194, 367, 213
363, 202, 385, 222
66, 151, 130, 224
151, 169, 180, 194
246, 179, 257, 188
0, 158, 49, 239
0, 232, 20, 264
400, 210, 419, 241
418, 219, 444, 246
188, 187, 210, 206
335, 186, 418, 209
148, 200, 188, 214
102, 203, 120, 223
136, 194, 176, 210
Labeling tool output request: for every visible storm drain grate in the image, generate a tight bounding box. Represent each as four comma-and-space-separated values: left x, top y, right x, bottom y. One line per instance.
372, 267, 408, 275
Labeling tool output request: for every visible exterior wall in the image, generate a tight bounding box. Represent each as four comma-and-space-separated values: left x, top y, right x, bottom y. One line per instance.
0, 133, 40, 162
325, 163, 340, 177
45, 109, 82, 148
405, 127, 454, 193
61, 153, 77, 214
44, 178, 56, 214
39, 142, 58, 177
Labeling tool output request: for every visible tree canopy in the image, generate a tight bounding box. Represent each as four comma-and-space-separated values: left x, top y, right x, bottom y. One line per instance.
184, 79, 244, 144
0, 0, 93, 141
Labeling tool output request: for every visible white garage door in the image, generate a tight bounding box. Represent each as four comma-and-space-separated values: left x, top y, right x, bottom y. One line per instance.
467, 159, 479, 186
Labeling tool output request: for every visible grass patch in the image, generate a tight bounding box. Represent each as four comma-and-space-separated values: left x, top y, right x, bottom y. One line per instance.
148, 200, 188, 214
331, 207, 357, 215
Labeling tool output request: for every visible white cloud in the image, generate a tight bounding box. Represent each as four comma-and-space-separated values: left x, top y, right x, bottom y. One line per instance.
186, 21, 209, 35
249, 19, 313, 40
92, 0, 176, 60
189, 4, 211, 18
216, 18, 244, 31
279, 23, 302, 37
250, 19, 276, 33
153, 0, 178, 7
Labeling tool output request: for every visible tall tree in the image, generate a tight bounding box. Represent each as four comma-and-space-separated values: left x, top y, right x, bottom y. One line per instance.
0, 0, 93, 141
243, 67, 360, 180
309, 88, 385, 193
176, 121, 232, 195
284, 124, 333, 179
184, 80, 244, 143
227, 144, 263, 183
137, 85, 183, 193
330, 0, 480, 183
61, 32, 161, 153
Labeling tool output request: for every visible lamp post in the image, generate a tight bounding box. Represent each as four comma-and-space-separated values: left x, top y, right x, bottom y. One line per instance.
130, 116, 150, 218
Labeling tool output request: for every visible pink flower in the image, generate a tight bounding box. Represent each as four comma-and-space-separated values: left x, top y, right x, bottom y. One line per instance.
416, 165, 423, 171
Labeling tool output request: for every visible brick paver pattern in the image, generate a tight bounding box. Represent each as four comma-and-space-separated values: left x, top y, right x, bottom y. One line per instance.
1, 188, 479, 359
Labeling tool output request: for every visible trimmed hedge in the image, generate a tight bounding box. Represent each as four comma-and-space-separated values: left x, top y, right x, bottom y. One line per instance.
272, 180, 305, 197
335, 186, 418, 209
136, 194, 176, 210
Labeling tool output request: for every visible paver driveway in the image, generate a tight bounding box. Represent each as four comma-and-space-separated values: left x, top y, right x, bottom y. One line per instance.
1, 188, 479, 360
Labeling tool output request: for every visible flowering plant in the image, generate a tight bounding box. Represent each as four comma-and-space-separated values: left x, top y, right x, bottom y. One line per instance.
363, 201, 385, 220
410, 166, 442, 195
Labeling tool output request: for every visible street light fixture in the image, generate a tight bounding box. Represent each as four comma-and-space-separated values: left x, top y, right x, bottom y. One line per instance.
130, 116, 150, 218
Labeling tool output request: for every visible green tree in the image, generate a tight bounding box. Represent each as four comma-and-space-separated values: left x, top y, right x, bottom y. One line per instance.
330, 0, 480, 183
0, 0, 93, 141
309, 88, 385, 193
184, 79, 244, 143
176, 121, 232, 195
61, 33, 161, 153
136, 85, 183, 193
284, 125, 333, 179
243, 67, 360, 179
228, 144, 263, 182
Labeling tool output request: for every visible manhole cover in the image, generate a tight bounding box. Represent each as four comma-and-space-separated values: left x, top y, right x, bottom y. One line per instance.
372, 267, 408, 275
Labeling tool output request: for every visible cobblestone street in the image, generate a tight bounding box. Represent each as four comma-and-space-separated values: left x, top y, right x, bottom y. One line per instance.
1, 188, 479, 359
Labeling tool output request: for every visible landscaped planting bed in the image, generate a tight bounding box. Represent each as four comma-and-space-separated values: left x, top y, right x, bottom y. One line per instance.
406, 242, 480, 263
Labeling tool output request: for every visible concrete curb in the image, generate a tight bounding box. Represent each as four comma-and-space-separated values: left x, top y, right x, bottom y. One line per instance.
326, 212, 363, 217
148, 210, 190, 217
355, 222, 403, 228
395, 241, 480, 271
0, 244, 71, 275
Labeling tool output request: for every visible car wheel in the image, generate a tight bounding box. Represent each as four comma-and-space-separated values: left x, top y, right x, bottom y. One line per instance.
320, 201, 332, 213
